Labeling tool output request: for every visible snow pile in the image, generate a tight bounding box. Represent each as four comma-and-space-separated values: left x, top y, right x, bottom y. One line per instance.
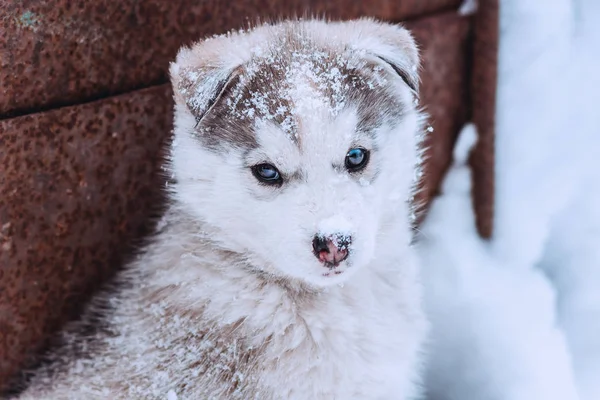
540, 171, 600, 400
536, 1, 600, 395
419, 125, 579, 400
420, 1, 600, 398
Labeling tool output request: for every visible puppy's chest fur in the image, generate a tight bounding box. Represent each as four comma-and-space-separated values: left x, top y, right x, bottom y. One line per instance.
20, 232, 421, 400
144, 273, 413, 400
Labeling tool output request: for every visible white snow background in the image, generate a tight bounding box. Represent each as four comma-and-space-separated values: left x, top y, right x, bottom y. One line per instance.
419, 1, 600, 399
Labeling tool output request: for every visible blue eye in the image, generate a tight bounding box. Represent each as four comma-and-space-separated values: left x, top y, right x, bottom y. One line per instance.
251, 163, 282, 185
345, 148, 369, 172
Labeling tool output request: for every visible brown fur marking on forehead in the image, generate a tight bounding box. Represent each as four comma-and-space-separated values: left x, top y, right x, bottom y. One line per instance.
196, 30, 406, 151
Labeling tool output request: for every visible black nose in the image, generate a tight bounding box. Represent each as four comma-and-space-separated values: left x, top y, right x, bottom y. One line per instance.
312, 236, 329, 254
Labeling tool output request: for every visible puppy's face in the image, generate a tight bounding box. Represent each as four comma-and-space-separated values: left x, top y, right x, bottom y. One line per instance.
169, 20, 423, 286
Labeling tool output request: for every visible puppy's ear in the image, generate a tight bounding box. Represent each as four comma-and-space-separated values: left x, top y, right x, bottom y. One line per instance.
169, 44, 242, 125
342, 19, 420, 96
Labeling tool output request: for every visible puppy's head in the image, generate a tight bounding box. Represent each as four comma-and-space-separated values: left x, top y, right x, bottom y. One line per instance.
169, 19, 423, 287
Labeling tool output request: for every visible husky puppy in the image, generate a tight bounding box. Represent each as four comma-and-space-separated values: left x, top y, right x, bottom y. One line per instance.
16, 19, 427, 400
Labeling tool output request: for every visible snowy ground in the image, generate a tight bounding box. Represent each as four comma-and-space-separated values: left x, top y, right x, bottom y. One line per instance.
419, 1, 600, 399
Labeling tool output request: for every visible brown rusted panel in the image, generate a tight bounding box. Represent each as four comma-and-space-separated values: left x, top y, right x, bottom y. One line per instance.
0, 0, 462, 118
0, 10, 472, 392
297, 0, 462, 20
406, 13, 471, 222
0, 86, 171, 390
470, 0, 498, 238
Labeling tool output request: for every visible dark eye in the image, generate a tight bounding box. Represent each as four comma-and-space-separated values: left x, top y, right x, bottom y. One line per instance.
345, 148, 369, 172
251, 163, 282, 185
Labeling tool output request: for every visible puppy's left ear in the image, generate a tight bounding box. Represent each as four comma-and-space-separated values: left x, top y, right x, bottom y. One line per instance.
342, 19, 420, 96
169, 42, 242, 126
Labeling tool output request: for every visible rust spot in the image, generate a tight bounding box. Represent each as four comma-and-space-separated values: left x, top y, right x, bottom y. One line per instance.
0, 86, 171, 390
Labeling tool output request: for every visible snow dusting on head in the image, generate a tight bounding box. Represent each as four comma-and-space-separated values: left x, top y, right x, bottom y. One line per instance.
170, 19, 420, 151
221, 34, 391, 143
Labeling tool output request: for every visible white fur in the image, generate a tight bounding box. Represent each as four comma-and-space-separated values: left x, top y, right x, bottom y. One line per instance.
18, 19, 427, 400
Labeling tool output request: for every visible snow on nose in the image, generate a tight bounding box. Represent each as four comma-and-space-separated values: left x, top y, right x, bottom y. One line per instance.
312, 234, 351, 267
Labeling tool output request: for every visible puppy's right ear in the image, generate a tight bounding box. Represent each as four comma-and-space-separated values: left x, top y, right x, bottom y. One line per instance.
338, 19, 420, 98
169, 45, 241, 125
